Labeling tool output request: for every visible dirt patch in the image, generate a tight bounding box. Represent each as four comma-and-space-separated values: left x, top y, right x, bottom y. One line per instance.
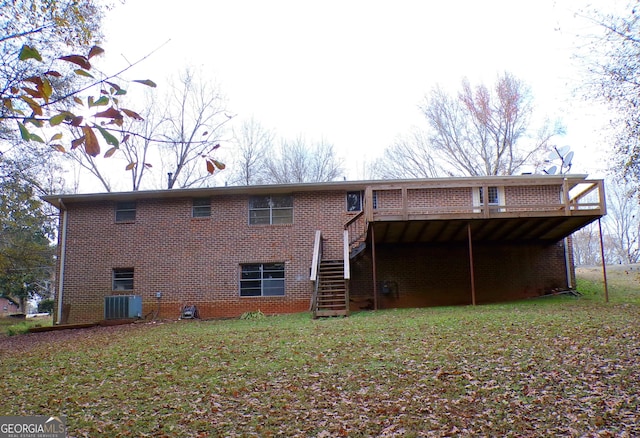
0, 321, 157, 356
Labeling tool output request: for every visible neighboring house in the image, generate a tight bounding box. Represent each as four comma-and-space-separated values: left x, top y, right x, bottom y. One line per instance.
0, 297, 20, 315
43, 175, 605, 324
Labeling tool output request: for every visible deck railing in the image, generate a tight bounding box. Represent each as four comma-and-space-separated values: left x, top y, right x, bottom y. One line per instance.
360, 179, 605, 222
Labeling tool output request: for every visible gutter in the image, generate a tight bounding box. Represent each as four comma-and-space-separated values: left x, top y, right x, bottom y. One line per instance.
56, 199, 68, 324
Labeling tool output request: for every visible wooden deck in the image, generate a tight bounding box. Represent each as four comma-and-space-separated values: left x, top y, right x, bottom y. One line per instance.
347, 178, 605, 244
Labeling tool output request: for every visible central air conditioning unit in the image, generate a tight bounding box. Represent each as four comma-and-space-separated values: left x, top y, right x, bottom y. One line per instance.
104, 295, 142, 320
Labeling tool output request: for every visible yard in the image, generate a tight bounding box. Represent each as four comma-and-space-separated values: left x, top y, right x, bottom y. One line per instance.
0, 268, 638, 437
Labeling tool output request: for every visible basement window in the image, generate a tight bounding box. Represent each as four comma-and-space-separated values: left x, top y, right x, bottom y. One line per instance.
240, 263, 285, 297
249, 195, 293, 225
113, 268, 134, 291
115, 201, 136, 223
192, 197, 211, 218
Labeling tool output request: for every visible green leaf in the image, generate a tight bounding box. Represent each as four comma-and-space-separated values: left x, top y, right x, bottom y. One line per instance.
29, 133, 44, 143
18, 45, 42, 62
133, 79, 157, 88
88, 96, 109, 108
74, 69, 94, 78
94, 125, 119, 147
17, 122, 30, 141
49, 112, 71, 126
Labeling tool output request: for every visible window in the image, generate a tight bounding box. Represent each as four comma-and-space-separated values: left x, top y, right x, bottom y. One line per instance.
347, 191, 377, 211
240, 263, 285, 297
346, 191, 363, 211
479, 186, 499, 205
249, 195, 293, 225
113, 268, 134, 290
473, 186, 505, 212
192, 197, 211, 218
115, 201, 136, 222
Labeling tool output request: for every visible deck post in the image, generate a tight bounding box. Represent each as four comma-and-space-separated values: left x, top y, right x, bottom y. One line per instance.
598, 218, 609, 303
371, 225, 378, 310
467, 222, 476, 306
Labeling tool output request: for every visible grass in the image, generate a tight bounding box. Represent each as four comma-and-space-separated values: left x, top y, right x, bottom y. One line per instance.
0, 270, 638, 437
0, 315, 52, 336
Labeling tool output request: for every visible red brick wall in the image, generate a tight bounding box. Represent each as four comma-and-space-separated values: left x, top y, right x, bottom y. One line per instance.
59, 191, 349, 323
55, 181, 577, 323
350, 241, 570, 310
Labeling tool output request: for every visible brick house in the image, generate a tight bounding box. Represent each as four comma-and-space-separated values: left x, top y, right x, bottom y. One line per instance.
0, 297, 20, 315
43, 175, 605, 324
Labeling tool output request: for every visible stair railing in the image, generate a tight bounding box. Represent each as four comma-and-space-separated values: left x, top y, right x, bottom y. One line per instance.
309, 230, 323, 312
344, 210, 367, 254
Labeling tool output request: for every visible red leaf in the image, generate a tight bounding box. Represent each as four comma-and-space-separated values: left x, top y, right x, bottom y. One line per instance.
104, 147, 118, 158
121, 108, 143, 120
88, 46, 105, 59
206, 160, 215, 174
58, 55, 91, 70
44, 70, 62, 77
81, 126, 100, 156
93, 107, 122, 119
70, 116, 83, 127
71, 136, 85, 150
51, 144, 66, 153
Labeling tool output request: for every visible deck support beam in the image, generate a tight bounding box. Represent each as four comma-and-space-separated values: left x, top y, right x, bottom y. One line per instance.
598, 218, 609, 303
468, 222, 477, 306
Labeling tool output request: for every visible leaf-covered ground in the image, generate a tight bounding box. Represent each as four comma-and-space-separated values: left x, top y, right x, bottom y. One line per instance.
1, 273, 639, 437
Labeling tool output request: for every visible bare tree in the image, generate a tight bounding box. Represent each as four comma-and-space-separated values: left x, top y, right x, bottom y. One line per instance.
118, 92, 165, 191
160, 68, 232, 189
604, 180, 640, 264
572, 223, 602, 266
577, 1, 640, 191
410, 72, 562, 177
227, 117, 273, 186
264, 137, 343, 184
371, 128, 439, 179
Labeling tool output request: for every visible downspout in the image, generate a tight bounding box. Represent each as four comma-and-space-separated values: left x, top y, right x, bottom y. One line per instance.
563, 238, 572, 289
56, 199, 68, 324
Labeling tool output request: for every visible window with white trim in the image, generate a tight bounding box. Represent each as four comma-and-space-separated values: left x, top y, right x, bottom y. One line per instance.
473, 186, 505, 212
240, 263, 285, 297
249, 195, 293, 225
113, 268, 134, 290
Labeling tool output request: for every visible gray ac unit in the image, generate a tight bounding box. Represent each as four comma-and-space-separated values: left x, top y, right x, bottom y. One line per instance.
104, 295, 142, 320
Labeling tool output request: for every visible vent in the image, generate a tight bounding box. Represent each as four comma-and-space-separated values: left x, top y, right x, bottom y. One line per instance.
104, 295, 142, 320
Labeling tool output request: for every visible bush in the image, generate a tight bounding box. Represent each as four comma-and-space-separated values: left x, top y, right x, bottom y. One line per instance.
38, 299, 55, 314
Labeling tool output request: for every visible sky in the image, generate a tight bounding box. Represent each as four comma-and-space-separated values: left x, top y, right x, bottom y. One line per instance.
98, 0, 618, 185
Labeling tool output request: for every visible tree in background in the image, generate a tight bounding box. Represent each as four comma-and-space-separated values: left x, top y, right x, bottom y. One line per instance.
161, 68, 231, 189
264, 136, 343, 184
374, 72, 562, 178
603, 181, 640, 264
227, 117, 273, 186
370, 128, 438, 179
0, 173, 55, 311
578, 1, 640, 191
572, 223, 602, 266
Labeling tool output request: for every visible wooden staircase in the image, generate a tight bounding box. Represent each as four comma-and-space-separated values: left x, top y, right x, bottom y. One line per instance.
313, 259, 349, 318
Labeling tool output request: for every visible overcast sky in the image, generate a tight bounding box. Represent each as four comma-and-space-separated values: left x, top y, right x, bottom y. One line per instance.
100, 0, 618, 184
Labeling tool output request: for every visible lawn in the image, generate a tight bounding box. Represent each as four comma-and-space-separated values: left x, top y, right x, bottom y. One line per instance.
0, 270, 638, 437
